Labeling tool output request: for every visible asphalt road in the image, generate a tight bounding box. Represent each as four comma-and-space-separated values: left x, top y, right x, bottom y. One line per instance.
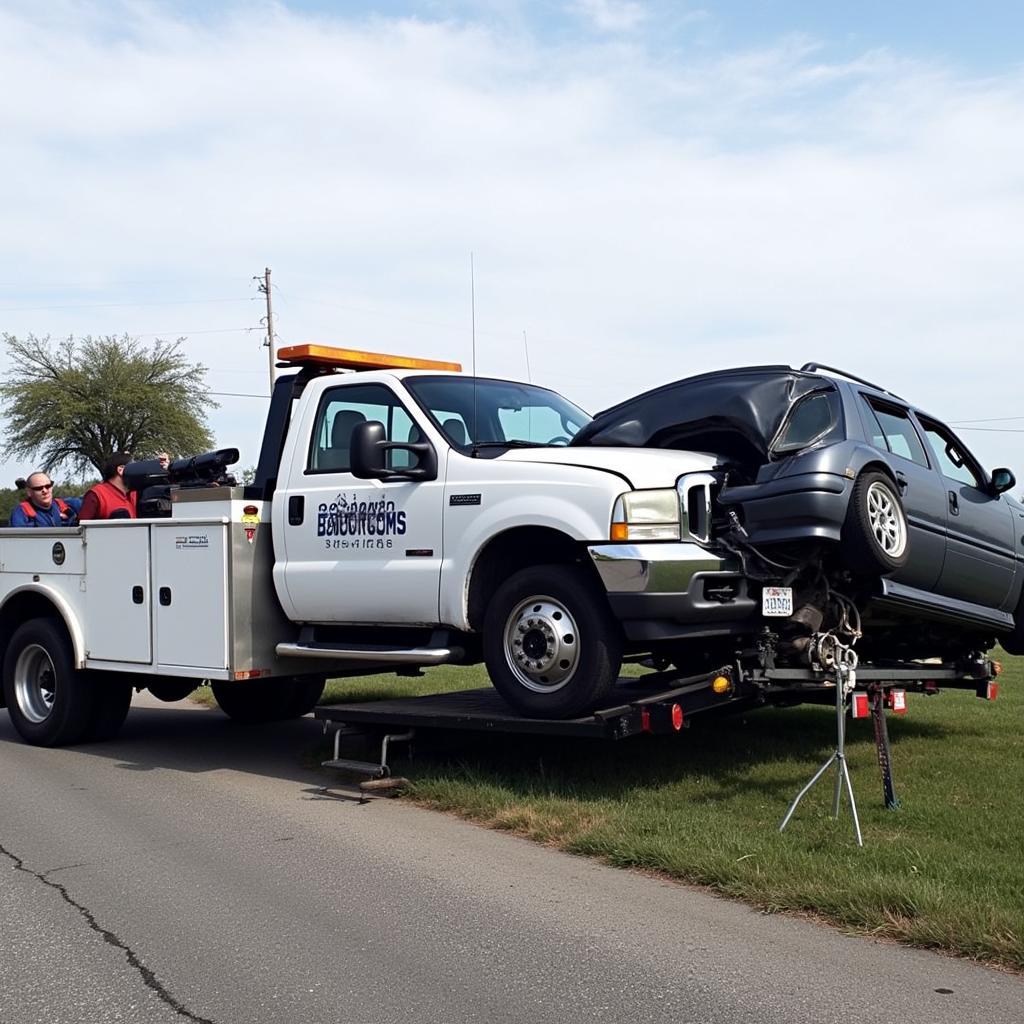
1, 695, 1021, 1024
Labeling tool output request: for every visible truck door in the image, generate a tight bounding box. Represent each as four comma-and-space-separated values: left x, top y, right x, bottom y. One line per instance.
277, 381, 446, 624
916, 416, 1017, 610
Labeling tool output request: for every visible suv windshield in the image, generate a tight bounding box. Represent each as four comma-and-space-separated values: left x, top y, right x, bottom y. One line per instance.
404, 376, 591, 448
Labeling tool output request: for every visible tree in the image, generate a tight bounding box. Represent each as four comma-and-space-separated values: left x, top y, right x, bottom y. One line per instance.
0, 334, 217, 476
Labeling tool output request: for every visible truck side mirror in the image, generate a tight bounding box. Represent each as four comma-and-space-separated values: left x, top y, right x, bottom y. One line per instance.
990, 467, 1016, 495
351, 421, 389, 478
351, 421, 438, 482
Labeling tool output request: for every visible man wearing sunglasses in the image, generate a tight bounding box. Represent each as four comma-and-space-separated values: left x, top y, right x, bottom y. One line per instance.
9, 472, 82, 528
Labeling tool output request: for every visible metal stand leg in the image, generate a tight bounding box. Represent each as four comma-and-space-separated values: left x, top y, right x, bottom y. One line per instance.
871, 689, 899, 810
779, 661, 864, 846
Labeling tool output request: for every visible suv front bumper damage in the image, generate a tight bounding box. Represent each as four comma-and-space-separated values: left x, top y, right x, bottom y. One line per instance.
587, 542, 759, 642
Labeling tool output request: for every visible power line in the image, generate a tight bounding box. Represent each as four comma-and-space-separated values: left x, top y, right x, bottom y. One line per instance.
134, 327, 259, 339
950, 415, 1024, 424
0, 297, 255, 312
955, 426, 1024, 434
209, 390, 269, 399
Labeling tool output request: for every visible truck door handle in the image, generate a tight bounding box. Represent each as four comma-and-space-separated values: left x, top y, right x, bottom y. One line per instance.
132, 586, 144, 604
288, 495, 304, 525
948, 490, 959, 516
895, 471, 908, 493
159, 587, 172, 606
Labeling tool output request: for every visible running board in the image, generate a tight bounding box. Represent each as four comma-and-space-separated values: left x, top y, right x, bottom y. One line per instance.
874, 580, 1014, 631
276, 641, 457, 665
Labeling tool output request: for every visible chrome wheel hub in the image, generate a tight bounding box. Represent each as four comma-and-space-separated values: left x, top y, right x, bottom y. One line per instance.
14, 644, 57, 724
503, 596, 580, 693
866, 480, 906, 558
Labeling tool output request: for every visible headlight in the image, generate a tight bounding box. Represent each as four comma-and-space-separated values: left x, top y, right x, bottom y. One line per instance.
610, 489, 680, 541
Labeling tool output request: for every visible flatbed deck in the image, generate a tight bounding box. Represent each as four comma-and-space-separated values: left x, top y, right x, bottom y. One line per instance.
313, 673, 752, 740
313, 657, 998, 740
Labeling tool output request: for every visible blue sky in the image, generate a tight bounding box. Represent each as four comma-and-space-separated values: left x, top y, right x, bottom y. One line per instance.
1, 1, 1023, 479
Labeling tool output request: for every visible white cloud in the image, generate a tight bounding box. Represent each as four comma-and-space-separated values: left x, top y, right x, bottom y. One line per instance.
569, 0, 648, 33
1, 2, 1023, 478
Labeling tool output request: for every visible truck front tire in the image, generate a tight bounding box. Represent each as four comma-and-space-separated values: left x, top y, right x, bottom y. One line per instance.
483, 564, 622, 718
2, 618, 97, 746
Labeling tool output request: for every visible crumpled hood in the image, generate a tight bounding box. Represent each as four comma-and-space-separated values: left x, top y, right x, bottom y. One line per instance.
571, 365, 834, 468
496, 446, 719, 489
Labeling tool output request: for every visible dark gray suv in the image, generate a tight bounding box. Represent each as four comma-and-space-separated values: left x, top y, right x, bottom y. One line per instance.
573, 363, 1024, 667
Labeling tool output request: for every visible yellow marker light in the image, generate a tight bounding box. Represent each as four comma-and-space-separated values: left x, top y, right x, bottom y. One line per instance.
277, 344, 462, 373
610, 522, 630, 542
711, 675, 732, 695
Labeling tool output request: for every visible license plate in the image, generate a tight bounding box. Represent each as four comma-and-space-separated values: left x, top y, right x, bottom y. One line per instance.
762, 586, 793, 617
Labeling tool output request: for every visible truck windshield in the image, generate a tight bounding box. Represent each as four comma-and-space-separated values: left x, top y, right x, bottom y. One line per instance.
404, 376, 592, 448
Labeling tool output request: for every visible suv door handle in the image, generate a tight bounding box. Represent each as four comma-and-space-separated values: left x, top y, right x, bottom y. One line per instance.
288, 495, 304, 525
948, 490, 959, 516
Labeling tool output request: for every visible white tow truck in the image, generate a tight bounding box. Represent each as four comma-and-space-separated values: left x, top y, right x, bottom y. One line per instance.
2, 343, 755, 745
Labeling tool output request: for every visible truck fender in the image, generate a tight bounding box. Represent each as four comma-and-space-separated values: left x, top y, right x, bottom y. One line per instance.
0, 584, 87, 668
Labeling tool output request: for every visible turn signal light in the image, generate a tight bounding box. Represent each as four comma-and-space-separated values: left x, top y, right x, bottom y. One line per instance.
711, 674, 732, 695
610, 522, 630, 542
992, 660, 1003, 676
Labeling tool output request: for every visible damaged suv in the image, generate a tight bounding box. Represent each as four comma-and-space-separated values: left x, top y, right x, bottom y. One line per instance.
573, 363, 1024, 681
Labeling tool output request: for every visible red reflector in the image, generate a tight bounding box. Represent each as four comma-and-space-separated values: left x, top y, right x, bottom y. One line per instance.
243, 504, 259, 516
886, 689, 907, 714
851, 693, 870, 718
671, 704, 684, 731
641, 708, 651, 733
977, 681, 999, 701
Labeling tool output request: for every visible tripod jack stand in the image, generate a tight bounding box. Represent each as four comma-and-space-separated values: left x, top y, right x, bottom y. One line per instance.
779, 657, 863, 847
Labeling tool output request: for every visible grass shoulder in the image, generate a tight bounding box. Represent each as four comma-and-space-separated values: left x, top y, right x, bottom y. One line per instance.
193, 653, 1024, 969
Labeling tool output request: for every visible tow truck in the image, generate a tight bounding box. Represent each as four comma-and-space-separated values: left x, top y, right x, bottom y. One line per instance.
0, 345, 1003, 765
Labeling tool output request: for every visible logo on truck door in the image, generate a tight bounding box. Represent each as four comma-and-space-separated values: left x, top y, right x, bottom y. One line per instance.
317, 492, 407, 550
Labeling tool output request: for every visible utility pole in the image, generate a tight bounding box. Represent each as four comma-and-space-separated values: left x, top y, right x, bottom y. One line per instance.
255, 267, 275, 392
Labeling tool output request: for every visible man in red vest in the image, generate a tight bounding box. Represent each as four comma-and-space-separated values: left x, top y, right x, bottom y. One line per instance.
9, 472, 82, 527
79, 452, 138, 520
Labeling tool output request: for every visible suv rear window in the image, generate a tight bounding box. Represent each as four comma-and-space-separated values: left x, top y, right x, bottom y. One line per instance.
774, 390, 841, 454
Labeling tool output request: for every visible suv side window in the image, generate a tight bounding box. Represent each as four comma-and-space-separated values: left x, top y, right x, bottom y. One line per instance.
918, 418, 985, 489
861, 397, 930, 468
308, 383, 421, 473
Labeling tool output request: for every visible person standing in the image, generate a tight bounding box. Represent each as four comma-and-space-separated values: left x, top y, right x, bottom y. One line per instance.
79, 453, 137, 520
9, 472, 82, 527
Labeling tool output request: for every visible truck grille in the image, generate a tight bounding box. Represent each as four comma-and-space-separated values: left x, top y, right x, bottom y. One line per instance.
677, 472, 720, 544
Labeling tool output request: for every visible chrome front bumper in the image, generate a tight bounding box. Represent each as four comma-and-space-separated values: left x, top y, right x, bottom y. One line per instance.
586, 541, 758, 639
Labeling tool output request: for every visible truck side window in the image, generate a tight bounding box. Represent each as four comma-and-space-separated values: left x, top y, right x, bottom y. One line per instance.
862, 397, 930, 468
308, 384, 420, 474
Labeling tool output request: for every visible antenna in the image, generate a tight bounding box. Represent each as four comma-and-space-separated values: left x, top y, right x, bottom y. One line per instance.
471, 252, 478, 452
522, 329, 532, 382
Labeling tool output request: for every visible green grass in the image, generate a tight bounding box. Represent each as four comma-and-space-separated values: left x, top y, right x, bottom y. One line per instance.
320, 654, 1024, 969
195, 654, 1024, 968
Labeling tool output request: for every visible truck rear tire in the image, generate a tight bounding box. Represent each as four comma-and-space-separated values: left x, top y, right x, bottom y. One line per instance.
2, 618, 97, 747
87, 677, 133, 742
483, 564, 622, 718
211, 676, 326, 723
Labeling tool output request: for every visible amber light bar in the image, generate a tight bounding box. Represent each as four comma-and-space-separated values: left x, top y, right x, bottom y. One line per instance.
277, 344, 462, 373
